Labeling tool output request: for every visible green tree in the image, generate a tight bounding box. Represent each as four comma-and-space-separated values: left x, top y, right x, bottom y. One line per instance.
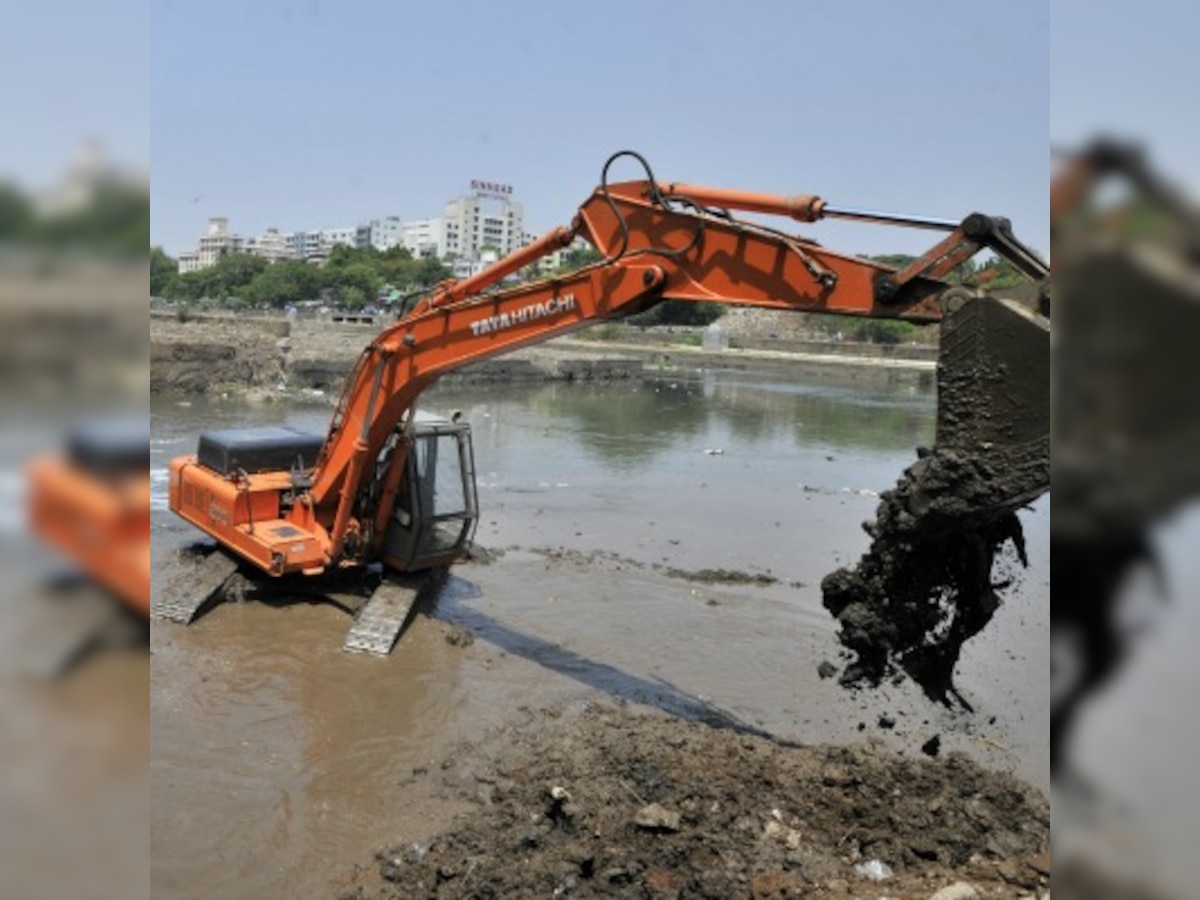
39, 183, 150, 255
411, 255, 450, 287
215, 251, 269, 288
976, 256, 1027, 291
546, 245, 603, 278
867, 253, 917, 269
150, 246, 179, 296
240, 259, 322, 308
0, 182, 33, 240
163, 252, 267, 303
338, 285, 368, 310
323, 261, 383, 306
629, 299, 724, 327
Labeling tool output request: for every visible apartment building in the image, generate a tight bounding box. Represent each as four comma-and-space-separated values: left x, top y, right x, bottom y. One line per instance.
356, 216, 404, 252
400, 218, 446, 258
176, 182, 525, 274
442, 193, 524, 260
245, 227, 294, 263
177, 217, 245, 273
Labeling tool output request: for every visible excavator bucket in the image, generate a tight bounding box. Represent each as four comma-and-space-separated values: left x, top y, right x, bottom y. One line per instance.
934, 293, 1051, 513
822, 294, 1051, 701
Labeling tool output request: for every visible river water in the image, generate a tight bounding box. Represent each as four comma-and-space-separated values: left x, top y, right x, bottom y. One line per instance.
149, 369, 1049, 898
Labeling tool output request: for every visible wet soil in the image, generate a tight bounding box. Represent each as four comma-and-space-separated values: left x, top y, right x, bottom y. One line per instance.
520, 546, 782, 588
150, 316, 285, 394
821, 297, 1050, 707
821, 447, 1039, 707
339, 700, 1049, 900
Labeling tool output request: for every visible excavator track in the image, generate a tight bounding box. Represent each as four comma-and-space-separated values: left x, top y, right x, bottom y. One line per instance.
152, 545, 240, 624
343, 570, 444, 656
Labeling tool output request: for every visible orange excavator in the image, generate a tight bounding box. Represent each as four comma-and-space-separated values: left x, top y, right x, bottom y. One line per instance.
26, 422, 150, 616
161, 151, 1050, 653
23, 420, 150, 672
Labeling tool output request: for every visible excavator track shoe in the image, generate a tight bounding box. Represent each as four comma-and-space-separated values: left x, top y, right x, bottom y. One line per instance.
343, 574, 428, 656
152, 546, 240, 624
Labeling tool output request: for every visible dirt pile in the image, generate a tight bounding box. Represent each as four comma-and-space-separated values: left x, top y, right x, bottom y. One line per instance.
343, 701, 1048, 899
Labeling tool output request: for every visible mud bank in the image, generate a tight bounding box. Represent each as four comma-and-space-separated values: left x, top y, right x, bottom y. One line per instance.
149, 316, 934, 396
341, 700, 1049, 900
150, 315, 286, 394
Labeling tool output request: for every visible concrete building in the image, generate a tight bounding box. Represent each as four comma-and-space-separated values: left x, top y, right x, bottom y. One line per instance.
177, 249, 201, 273
287, 228, 355, 261
320, 227, 357, 251
177, 217, 246, 273
177, 183, 527, 275
358, 216, 404, 252
397, 188, 525, 264
400, 218, 446, 259
442, 194, 524, 261
245, 228, 294, 263
289, 231, 322, 260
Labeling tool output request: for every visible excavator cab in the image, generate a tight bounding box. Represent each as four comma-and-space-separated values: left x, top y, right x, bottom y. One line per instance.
379, 412, 478, 572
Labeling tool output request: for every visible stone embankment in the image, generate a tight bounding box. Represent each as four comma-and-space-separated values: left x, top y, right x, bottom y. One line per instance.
150, 312, 935, 397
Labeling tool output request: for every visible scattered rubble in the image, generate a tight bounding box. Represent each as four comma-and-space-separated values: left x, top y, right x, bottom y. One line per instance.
340, 700, 1049, 899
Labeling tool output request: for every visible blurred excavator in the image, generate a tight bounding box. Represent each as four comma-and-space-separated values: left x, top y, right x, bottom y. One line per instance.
1051, 139, 1200, 780
23, 420, 149, 672
150, 150, 1050, 656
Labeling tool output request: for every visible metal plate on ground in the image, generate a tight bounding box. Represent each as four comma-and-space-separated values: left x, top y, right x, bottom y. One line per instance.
343, 575, 425, 656
152, 547, 240, 624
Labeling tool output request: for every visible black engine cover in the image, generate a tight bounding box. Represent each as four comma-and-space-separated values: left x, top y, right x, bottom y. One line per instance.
197, 426, 324, 475
67, 420, 149, 475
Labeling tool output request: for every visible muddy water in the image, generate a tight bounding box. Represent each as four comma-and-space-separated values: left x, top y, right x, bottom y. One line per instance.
150, 370, 1049, 898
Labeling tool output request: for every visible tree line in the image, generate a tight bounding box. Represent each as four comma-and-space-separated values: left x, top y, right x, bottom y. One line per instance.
151, 242, 1029, 337
0, 180, 148, 256
152, 244, 453, 310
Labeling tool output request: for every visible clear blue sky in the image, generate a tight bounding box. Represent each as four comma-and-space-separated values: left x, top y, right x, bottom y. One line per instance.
1051, 0, 1200, 193
1, 2, 147, 187
152, 0, 1049, 259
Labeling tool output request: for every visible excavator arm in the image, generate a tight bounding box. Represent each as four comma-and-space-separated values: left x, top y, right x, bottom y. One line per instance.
169, 151, 1049, 580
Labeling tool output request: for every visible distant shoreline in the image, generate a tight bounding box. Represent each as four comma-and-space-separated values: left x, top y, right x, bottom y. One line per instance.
150, 313, 936, 399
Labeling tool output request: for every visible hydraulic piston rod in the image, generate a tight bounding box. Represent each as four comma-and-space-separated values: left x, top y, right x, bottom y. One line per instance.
821, 205, 960, 232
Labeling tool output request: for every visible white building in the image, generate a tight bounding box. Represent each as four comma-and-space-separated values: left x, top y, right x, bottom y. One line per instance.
287, 228, 354, 261
400, 218, 446, 259
289, 231, 321, 260
320, 227, 357, 251
358, 216, 404, 252
442, 193, 524, 261
177, 217, 246, 273
397, 186, 526, 264
245, 228, 294, 263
